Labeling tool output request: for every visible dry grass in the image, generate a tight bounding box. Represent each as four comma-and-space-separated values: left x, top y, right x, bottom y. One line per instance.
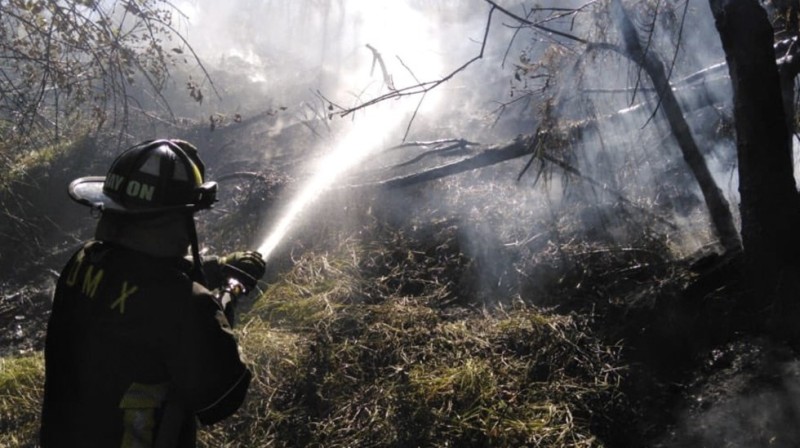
0, 354, 43, 447
199, 216, 629, 447
0, 156, 703, 447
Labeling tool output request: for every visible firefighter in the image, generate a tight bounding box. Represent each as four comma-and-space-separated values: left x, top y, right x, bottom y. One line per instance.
40, 139, 265, 447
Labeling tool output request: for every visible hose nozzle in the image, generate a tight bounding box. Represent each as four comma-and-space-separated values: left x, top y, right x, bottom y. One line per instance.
216, 277, 246, 310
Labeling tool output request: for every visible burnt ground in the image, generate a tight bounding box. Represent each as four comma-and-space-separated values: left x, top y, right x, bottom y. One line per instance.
6, 213, 800, 447
597, 252, 800, 448
4, 136, 800, 447
0, 276, 53, 358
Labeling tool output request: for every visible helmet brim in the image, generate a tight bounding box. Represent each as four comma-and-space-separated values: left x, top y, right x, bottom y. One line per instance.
68, 176, 208, 214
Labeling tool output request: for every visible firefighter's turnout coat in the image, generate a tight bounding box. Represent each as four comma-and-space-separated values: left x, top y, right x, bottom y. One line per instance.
40, 241, 251, 447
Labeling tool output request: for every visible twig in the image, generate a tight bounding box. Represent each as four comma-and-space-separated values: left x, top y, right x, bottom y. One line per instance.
381, 141, 475, 172
332, 6, 496, 118
502, 5, 536, 68
396, 55, 424, 140
484, 0, 590, 45
403, 92, 427, 142
386, 139, 480, 151
366, 44, 395, 91
642, 0, 690, 128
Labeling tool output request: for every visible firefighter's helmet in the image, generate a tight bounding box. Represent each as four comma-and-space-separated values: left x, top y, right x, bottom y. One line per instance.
69, 139, 217, 214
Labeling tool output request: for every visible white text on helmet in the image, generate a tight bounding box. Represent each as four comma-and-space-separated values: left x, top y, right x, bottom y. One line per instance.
105, 174, 155, 201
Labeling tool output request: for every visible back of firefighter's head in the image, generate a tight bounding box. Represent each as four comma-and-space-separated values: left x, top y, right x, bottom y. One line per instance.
68, 139, 217, 257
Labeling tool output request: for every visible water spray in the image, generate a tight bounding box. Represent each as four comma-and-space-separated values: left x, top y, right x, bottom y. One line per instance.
221, 2, 446, 261
255, 109, 397, 260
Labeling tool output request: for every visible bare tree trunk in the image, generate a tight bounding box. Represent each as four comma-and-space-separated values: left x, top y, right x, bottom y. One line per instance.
709, 0, 800, 305
780, 0, 800, 165
780, 69, 795, 165
611, 0, 742, 253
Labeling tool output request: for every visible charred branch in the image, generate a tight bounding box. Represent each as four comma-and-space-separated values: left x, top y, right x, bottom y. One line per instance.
484, 0, 592, 45
382, 140, 477, 172
348, 135, 535, 189
348, 133, 676, 229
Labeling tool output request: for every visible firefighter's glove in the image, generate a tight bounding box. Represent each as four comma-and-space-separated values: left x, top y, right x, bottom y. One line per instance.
219, 251, 265, 293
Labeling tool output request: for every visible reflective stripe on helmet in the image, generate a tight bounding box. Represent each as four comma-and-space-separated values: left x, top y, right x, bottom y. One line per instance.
70, 138, 216, 214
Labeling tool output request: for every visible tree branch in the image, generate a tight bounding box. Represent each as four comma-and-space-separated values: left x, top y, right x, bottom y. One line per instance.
330, 5, 495, 118
483, 0, 592, 45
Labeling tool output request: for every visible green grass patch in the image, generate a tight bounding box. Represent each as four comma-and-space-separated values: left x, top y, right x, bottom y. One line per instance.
0, 354, 44, 448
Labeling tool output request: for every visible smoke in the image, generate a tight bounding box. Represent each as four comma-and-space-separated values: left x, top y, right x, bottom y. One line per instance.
170, 2, 800, 443
176, 1, 511, 114
660, 340, 800, 448
172, 0, 535, 260
172, 0, 744, 281
532, 0, 743, 254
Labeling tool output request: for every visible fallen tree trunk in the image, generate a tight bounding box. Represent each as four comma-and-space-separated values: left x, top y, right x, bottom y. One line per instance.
348, 132, 678, 228
350, 134, 536, 189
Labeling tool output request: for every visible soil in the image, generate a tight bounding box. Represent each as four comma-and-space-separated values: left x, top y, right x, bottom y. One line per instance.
1, 274, 55, 358
6, 230, 799, 447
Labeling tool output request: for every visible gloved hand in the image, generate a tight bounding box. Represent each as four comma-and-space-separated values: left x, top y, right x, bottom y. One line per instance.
219, 251, 266, 293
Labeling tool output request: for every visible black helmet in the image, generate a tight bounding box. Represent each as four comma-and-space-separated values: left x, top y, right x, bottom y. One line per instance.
69, 139, 217, 214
